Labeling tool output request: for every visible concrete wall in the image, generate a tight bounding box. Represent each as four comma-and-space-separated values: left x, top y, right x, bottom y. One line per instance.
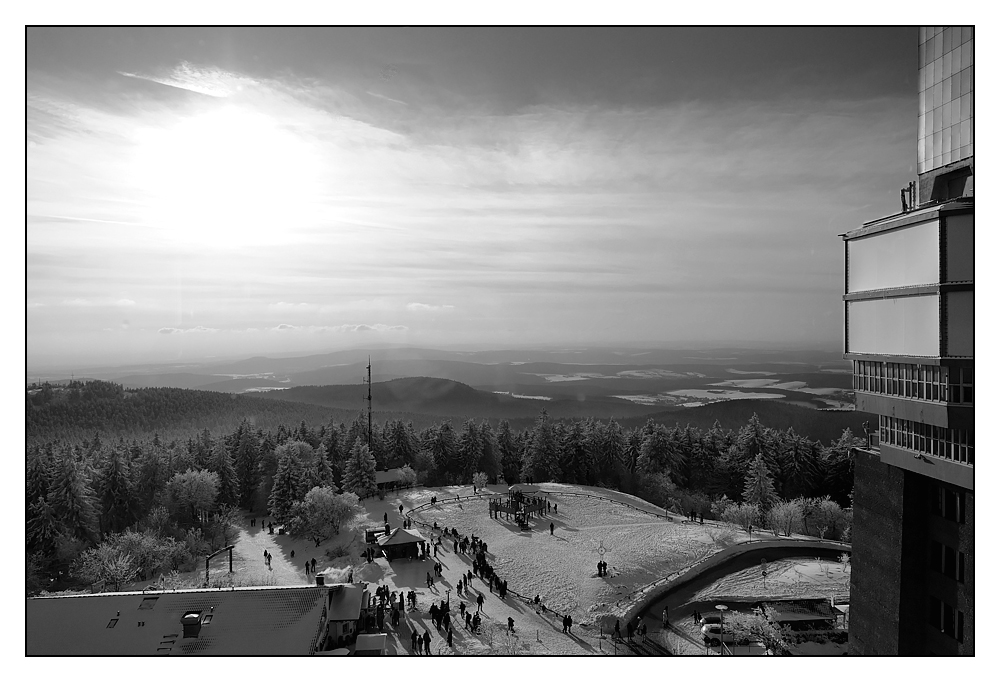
849, 448, 905, 654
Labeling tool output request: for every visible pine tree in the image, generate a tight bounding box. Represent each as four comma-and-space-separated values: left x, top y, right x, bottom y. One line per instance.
478, 420, 499, 479
430, 422, 459, 482
310, 446, 335, 489
524, 411, 560, 483
48, 454, 99, 545
234, 427, 261, 509
386, 419, 417, 469
26, 452, 53, 518
343, 438, 378, 498
596, 419, 625, 488
268, 451, 305, 523
743, 453, 779, 517
208, 441, 240, 508
497, 420, 522, 484
96, 448, 138, 535
457, 420, 482, 483
559, 419, 590, 484
27, 496, 63, 557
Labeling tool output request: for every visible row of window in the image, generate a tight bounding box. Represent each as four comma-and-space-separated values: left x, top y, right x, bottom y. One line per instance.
853, 361, 973, 404
920, 41, 973, 92
928, 596, 965, 643
919, 27, 973, 65
929, 540, 966, 583
879, 416, 974, 465
932, 485, 967, 524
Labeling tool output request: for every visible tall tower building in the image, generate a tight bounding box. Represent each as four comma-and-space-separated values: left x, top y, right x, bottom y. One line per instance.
842, 26, 973, 655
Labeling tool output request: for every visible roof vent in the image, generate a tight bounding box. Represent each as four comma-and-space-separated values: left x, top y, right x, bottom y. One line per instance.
315, 575, 325, 586
181, 611, 202, 639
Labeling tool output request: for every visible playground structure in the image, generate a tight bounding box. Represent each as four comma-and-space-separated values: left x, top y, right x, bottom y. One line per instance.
489, 485, 550, 530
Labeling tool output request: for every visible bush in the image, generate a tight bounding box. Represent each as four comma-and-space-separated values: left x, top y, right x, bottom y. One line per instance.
325, 545, 350, 559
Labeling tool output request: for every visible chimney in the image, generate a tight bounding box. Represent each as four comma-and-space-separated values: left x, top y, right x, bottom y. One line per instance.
315, 575, 325, 586
181, 611, 202, 638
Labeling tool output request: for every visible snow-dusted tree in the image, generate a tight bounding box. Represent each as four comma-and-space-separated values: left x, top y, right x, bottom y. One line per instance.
308, 446, 335, 489
765, 499, 803, 537
725, 609, 791, 655
742, 453, 779, 516
72, 544, 137, 592
343, 438, 378, 498
166, 469, 219, 525
288, 487, 361, 546
472, 471, 489, 491
397, 465, 417, 488
722, 502, 760, 535
268, 451, 306, 523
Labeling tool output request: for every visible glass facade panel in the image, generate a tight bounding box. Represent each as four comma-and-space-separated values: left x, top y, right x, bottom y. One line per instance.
917, 27, 973, 173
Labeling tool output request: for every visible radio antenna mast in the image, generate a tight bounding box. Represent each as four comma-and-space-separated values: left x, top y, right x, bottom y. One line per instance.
365, 356, 373, 449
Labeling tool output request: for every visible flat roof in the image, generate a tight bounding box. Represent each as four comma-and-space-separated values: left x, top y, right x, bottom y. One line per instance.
354, 633, 387, 651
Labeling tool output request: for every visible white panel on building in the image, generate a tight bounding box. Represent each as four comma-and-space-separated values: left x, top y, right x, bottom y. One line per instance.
848, 295, 940, 356
848, 220, 940, 292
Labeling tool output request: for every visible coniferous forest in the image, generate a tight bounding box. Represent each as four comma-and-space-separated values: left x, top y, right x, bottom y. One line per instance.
26, 380, 862, 595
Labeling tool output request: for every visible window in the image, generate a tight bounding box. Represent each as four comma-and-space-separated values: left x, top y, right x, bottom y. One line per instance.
930, 541, 966, 582
107, 619, 118, 629
139, 597, 159, 610
927, 597, 963, 642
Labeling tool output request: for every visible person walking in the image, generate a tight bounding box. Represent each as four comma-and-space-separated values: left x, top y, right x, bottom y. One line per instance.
447, 627, 453, 647
411, 630, 418, 653
508, 616, 515, 633
427, 572, 433, 588
562, 615, 568, 633
304, 561, 309, 573
626, 621, 634, 642
384, 512, 388, 524
550, 522, 554, 535
614, 619, 621, 641
423, 631, 431, 655
311, 557, 317, 573
477, 593, 484, 613
567, 614, 573, 634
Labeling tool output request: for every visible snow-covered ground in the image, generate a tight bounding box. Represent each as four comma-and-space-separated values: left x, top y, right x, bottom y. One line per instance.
126, 483, 850, 656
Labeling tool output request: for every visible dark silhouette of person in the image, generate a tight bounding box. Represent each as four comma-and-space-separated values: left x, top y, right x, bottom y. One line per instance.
550, 522, 554, 535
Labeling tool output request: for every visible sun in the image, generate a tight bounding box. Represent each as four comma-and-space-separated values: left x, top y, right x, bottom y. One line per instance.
133, 104, 325, 248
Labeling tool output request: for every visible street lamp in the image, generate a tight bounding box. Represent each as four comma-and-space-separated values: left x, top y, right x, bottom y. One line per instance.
715, 605, 728, 655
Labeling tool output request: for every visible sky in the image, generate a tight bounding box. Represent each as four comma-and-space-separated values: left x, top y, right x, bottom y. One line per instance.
26, 26, 920, 370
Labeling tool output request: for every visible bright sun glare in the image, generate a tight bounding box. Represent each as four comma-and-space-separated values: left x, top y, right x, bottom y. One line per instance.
133, 105, 325, 248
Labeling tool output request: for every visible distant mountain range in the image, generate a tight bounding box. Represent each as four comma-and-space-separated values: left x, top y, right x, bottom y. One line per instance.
27, 346, 866, 443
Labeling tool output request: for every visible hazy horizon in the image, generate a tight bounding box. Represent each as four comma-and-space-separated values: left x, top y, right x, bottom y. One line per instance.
28, 27, 916, 369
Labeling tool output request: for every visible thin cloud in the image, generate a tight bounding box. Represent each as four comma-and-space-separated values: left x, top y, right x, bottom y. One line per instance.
365, 90, 408, 106
158, 326, 218, 334
118, 62, 258, 98
407, 303, 455, 312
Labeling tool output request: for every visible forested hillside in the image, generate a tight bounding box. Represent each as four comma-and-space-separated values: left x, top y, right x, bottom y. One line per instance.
25, 381, 349, 444
27, 382, 863, 596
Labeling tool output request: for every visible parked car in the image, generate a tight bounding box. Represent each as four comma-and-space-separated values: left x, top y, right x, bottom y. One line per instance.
699, 614, 722, 626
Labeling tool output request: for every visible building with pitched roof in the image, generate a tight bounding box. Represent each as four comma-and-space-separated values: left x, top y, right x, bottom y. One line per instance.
376, 527, 428, 561
27, 581, 372, 656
